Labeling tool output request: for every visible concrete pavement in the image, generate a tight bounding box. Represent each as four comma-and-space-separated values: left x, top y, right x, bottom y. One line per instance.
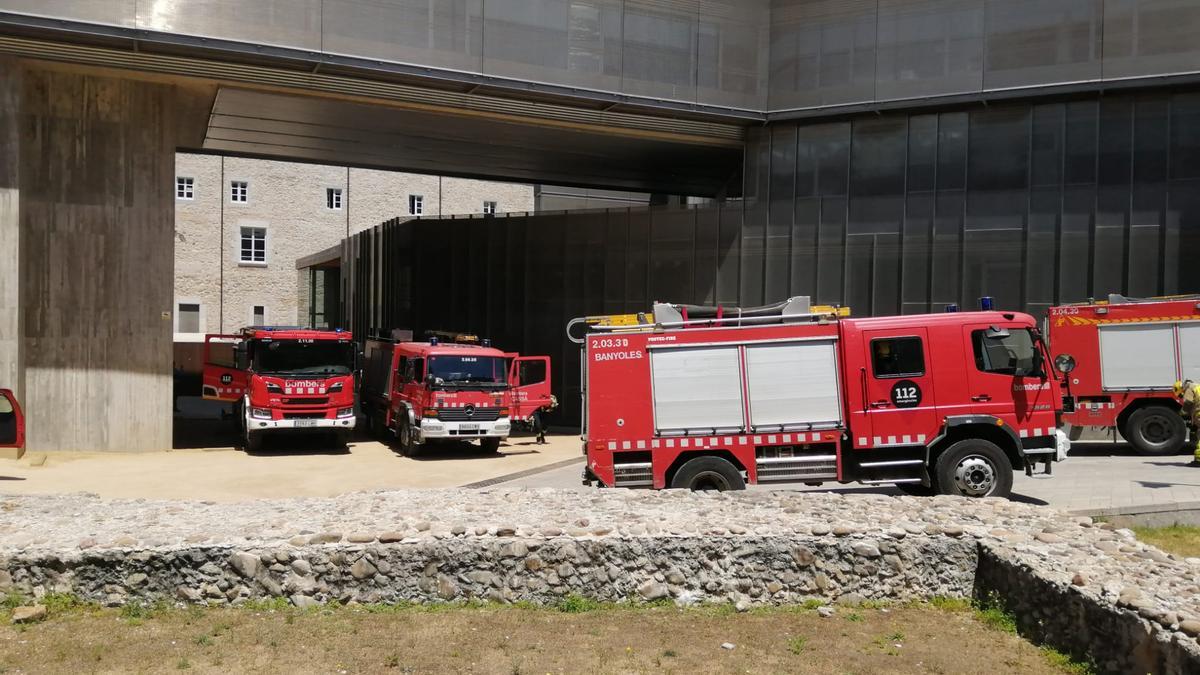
495, 439, 1200, 520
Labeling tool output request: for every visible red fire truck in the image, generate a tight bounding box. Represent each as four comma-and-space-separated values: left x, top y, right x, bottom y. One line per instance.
203, 327, 358, 451
0, 388, 24, 453
1047, 295, 1200, 455
362, 334, 551, 456
572, 297, 1069, 498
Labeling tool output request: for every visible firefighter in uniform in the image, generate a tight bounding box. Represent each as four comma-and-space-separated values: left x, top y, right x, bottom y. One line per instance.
1173, 380, 1200, 465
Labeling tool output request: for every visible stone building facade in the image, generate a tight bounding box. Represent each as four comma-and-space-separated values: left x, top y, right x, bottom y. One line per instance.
173, 154, 535, 338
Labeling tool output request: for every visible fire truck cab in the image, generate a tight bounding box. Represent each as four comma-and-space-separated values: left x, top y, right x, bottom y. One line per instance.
1048, 295, 1200, 455
575, 297, 1069, 498
364, 336, 544, 456
0, 389, 24, 453
203, 327, 358, 451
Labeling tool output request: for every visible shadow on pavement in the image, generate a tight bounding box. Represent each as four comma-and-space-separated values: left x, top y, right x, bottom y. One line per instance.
0, 476, 25, 481
407, 441, 542, 462
1067, 441, 1145, 458
246, 435, 352, 457
1136, 480, 1200, 489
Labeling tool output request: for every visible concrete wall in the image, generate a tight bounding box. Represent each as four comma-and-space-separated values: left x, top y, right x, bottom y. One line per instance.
3, 60, 213, 452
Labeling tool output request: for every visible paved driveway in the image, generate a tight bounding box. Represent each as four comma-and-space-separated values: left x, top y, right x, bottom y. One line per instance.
496, 439, 1200, 516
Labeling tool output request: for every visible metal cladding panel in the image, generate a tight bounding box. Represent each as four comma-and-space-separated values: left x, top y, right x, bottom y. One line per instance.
1, 0, 134, 26
745, 341, 842, 428
136, 0, 323, 51
1099, 324, 1177, 390
1180, 324, 1200, 384
482, 0, 623, 93
650, 345, 745, 432
324, 0, 484, 74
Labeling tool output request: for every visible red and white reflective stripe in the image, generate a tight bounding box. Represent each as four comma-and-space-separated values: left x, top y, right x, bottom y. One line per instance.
1018, 427, 1051, 438
604, 432, 838, 453
862, 434, 927, 448
1078, 402, 1116, 410
284, 387, 328, 395
218, 387, 245, 395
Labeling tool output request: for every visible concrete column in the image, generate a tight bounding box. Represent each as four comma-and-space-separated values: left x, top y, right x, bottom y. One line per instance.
0, 58, 20, 458
12, 61, 212, 452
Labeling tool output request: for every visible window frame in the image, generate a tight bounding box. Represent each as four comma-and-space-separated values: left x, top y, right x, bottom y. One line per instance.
251, 304, 268, 326
482, 200, 497, 215
176, 176, 195, 200
869, 336, 927, 379
238, 225, 268, 266
230, 180, 249, 204
174, 299, 205, 335
326, 187, 343, 211
971, 327, 1040, 377
408, 194, 424, 216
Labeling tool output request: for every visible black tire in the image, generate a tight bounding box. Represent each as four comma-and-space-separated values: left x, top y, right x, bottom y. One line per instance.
480, 437, 502, 454
245, 430, 264, 453
895, 482, 936, 496
1067, 425, 1084, 442
335, 430, 352, 447
1125, 406, 1187, 456
934, 439, 1013, 499
398, 417, 422, 458
669, 456, 746, 491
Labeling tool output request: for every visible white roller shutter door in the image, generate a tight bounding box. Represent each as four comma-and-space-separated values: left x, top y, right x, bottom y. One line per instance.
651, 346, 744, 433
1178, 323, 1200, 384
745, 341, 842, 429
1099, 324, 1177, 389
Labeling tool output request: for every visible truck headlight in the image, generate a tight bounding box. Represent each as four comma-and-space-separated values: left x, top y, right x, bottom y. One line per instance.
337, 407, 355, 418
251, 408, 272, 420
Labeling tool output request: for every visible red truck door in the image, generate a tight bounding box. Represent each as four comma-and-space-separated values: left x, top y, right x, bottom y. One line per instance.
508, 356, 552, 421
0, 389, 24, 450
201, 334, 249, 401
855, 328, 940, 447
962, 323, 1056, 432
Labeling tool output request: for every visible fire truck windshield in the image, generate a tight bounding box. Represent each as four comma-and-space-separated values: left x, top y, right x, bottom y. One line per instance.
252, 340, 354, 376
427, 355, 506, 389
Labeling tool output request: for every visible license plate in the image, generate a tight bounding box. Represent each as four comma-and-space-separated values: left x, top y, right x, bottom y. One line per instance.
295, 419, 319, 428
459, 423, 479, 431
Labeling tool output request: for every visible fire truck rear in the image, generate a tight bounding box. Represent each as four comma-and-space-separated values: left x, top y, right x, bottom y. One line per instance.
362, 334, 550, 456
203, 327, 358, 451
573, 297, 1069, 498
1048, 294, 1200, 455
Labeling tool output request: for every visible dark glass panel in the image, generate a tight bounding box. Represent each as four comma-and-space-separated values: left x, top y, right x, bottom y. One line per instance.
1027, 187, 1060, 306
1170, 93, 1200, 181
851, 117, 907, 198
791, 198, 821, 296
1031, 103, 1065, 187
931, 191, 964, 304
875, 0, 984, 100
1059, 185, 1093, 302
816, 123, 852, 196
768, 0, 878, 109
983, 0, 1101, 89
968, 107, 1029, 192
902, 192, 934, 309
1098, 99, 1133, 187
649, 208, 696, 303
963, 229, 1023, 311
1094, 186, 1129, 296
1064, 101, 1098, 185
907, 114, 938, 193
936, 112, 968, 191
1133, 97, 1169, 185
816, 196, 847, 304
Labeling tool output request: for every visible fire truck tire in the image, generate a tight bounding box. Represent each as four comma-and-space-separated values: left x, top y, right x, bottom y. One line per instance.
1125, 406, 1187, 456
933, 439, 1012, 499
669, 456, 746, 492
1068, 425, 1084, 442
480, 437, 502, 453
245, 431, 264, 453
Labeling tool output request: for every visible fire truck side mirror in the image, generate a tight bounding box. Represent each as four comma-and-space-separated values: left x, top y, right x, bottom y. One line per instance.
1054, 354, 1076, 374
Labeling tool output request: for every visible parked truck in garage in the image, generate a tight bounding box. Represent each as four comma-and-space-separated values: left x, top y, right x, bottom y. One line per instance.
202, 327, 358, 451
0, 388, 24, 456
1047, 294, 1200, 455
362, 334, 551, 456
572, 297, 1069, 498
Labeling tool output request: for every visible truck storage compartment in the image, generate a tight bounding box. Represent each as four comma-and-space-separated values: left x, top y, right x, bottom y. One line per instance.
650, 346, 744, 434
744, 340, 842, 431
1179, 323, 1200, 384
1099, 324, 1177, 389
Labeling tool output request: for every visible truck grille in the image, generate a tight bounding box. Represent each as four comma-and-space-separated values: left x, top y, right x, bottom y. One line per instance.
284, 412, 327, 420
613, 462, 653, 488
755, 455, 838, 482
439, 407, 502, 422
284, 397, 328, 405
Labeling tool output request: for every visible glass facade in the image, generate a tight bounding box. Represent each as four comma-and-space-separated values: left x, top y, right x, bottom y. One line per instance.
742, 88, 1200, 317
11, 1, 1200, 114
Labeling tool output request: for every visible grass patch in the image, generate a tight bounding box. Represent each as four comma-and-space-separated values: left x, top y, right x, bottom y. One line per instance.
1133, 524, 1200, 558
1040, 647, 1095, 675
786, 635, 808, 654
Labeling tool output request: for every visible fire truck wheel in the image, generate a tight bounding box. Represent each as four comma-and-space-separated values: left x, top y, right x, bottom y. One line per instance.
934, 439, 1012, 499
1067, 425, 1084, 442
669, 456, 746, 492
1125, 406, 1187, 455
245, 431, 264, 453
480, 438, 502, 454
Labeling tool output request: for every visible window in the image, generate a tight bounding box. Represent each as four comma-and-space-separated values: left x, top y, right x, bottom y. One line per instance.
177, 303, 201, 334
482, 200, 497, 215
408, 194, 423, 215
240, 226, 267, 264
327, 187, 343, 210
230, 180, 248, 203
252, 305, 266, 326
871, 337, 926, 378
176, 177, 194, 200
405, 358, 425, 383
972, 328, 1040, 377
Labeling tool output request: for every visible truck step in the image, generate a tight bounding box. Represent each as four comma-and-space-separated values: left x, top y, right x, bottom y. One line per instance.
613, 462, 653, 488
756, 457, 838, 483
